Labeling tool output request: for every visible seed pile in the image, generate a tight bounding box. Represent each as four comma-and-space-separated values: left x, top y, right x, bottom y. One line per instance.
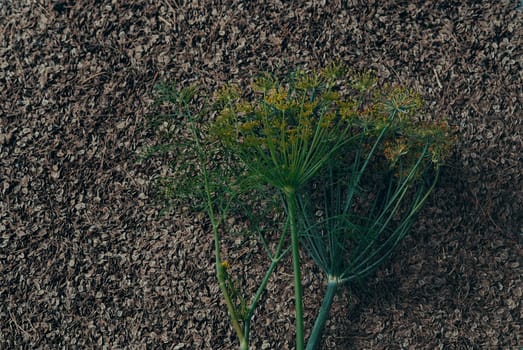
0, 1, 521, 348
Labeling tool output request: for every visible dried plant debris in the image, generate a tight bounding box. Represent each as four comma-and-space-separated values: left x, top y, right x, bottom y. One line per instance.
0, 0, 521, 348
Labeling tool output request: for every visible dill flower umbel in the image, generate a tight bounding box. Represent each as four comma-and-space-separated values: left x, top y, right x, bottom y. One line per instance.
211, 65, 453, 192
211, 68, 359, 191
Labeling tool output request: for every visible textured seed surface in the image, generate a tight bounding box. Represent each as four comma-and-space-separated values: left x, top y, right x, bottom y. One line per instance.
0, 1, 521, 349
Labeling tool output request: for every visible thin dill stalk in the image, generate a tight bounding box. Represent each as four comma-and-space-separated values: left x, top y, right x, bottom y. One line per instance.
244, 219, 290, 344
286, 191, 305, 350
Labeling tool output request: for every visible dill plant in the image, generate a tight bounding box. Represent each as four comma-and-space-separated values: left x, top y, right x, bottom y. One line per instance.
296, 82, 453, 349
145, 64, 453, 350
143, 81, 290, 350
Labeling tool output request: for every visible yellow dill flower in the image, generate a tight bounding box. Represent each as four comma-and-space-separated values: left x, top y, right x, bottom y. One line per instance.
218, 107, 235, 120
252, 72, 276, 93
297, 113, 313, 133
338, 101, 358, 121
262, 127, 277, 139
221, 260, 231, 269
286, 128, 299, 143
383, 143, 394, 163
395, 142, 408, 156
351, 71, 377, 92
265, 87, 291, 110
295, 71, 320, 90
297, 124, 313, 140
239, 120, 261, 133
320, 62, 347, 83
383, 138, 408, 164
427, 122, 454, 165
319, 111, 336, 129
357, 105, 378, 126
298, 101, 317, 119
235, 101, 254, 114
214, 84, 241, 105
321, 90, 340, 102
381, 86, 422, 118
243, 135, 263, 147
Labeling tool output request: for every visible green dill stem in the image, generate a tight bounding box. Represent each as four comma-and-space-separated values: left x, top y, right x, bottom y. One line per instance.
286, 190, 305, 350
243, 258, 278, 344
306, 279, 338, 350
344, 126, 389, 212
188, 114, 247, 349
244, 220, 289, 344
214, 233, 247, 349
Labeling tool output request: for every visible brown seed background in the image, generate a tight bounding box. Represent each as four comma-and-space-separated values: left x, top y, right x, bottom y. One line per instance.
0, 1, 521, 349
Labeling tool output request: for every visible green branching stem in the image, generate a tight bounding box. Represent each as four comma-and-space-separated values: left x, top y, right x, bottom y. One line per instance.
244, 220, 290, 344
187, 108, 247, 349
